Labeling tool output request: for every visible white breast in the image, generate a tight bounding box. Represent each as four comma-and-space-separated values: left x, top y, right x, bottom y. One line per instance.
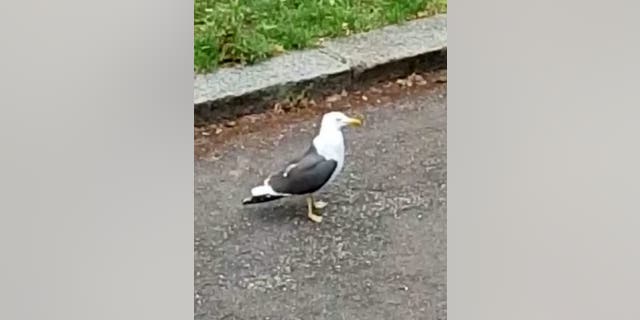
312, 130, 345, 184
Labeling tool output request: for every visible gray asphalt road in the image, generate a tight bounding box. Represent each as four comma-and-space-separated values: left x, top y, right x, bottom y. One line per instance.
195, 87, 447, 320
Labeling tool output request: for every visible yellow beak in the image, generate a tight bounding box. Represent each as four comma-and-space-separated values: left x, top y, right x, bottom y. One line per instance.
346, 117, 363, 127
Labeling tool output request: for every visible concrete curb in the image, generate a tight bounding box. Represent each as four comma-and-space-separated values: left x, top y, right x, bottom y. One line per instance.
194, 14, 446, 125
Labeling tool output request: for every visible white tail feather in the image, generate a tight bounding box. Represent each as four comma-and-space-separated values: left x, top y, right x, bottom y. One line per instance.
251, 185, 275, 196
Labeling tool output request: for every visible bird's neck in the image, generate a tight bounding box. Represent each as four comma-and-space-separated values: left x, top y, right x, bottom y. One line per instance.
313, 127, 344, 160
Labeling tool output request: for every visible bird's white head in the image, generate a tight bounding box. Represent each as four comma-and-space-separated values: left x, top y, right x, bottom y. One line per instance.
320, 111, 363, 131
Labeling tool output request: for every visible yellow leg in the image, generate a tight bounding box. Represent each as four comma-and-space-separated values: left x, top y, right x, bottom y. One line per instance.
314, 200, 328, 209
307, 196, 323, 223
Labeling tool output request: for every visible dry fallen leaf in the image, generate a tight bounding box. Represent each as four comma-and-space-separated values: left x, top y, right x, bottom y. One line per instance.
244, 114, 262, 123
298, 98, 310, 108
326, 94, 342, 103
273, 103, 284, 113
205, 153, 222, 161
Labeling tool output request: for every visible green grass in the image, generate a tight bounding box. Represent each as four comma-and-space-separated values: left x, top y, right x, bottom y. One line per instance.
194, 0, 447, 73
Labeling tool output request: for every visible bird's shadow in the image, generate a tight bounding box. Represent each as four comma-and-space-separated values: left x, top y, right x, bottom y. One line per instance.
241, 192, 352, 226
241, 197, 307, 224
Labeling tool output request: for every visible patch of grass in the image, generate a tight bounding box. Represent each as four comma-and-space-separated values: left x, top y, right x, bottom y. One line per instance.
194, 0, 447, 73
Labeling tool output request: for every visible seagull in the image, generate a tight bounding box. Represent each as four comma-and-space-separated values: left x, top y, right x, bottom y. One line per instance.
242, 111, 363, 222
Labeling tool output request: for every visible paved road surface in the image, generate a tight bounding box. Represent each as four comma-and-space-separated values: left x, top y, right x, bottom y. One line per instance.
195, 86, 447, 320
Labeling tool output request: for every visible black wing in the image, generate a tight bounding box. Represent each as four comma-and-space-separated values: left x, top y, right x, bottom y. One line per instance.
268, 145, 337, 195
